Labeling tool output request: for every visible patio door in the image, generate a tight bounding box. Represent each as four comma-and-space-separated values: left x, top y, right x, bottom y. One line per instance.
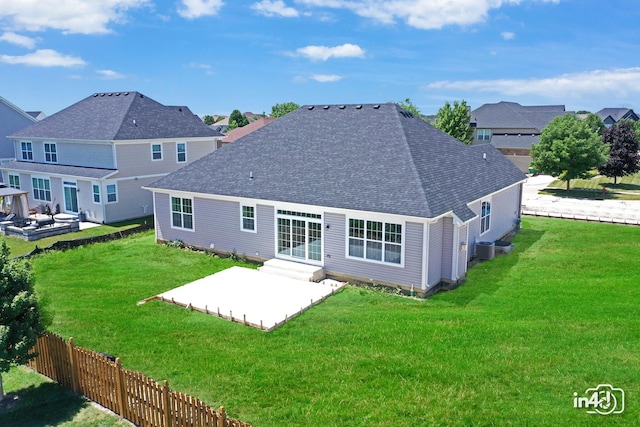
63, 181, 79, 213
276, 210, 322, 264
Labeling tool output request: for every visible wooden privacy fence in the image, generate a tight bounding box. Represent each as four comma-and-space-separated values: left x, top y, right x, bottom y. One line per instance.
28, 332, 251, 427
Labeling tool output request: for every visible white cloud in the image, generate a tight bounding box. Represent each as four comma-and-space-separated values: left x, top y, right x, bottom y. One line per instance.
296, 43, 365, 61
0, 49, 86, 67
252, 0, 299, 17
0, 0, 150, 34
188, 62, 214, 75
0, 32, 38, 49
501, 31, 515, 40
178, 0, 224, 19
424, 68, 640, 99
97, 69, 125, 79
294, 0, 558, 30
311, 74, 342, 82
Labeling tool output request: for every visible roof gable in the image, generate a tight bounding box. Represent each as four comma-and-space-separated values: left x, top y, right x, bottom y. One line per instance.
149, 103, 525, 220
11, 92, 222, 141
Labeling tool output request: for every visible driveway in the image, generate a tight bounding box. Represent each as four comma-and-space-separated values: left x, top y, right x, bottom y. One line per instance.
522, 175, 640, 223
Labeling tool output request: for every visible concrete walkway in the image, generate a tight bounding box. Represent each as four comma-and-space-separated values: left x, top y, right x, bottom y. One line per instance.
522, 175, 640, 224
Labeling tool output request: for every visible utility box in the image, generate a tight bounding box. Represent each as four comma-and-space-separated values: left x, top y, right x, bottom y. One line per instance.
476, 241, 495, 260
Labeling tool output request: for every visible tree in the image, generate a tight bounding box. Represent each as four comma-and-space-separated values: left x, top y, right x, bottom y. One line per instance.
228, 109, 249, 130
531, 114, 608, 190
598, 120, 640, 184
270, 102, 299, 118
432, 100, 473, 145
584, 113, 605, 136
202, 115, 215, 125
0, 241, 43, 401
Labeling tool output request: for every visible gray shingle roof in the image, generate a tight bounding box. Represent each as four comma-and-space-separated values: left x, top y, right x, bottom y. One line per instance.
10, 92, 222, 141
595, 108, 639, 123
3, 160, 116, 179
472, 101, 570, 131
148, 103, 526, 221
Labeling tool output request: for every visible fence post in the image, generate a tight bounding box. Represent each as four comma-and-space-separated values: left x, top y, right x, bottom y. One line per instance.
217, 406, 226, 427
114, 358, 126, 417
67, 337, 80, 393
163, 380, 171, 427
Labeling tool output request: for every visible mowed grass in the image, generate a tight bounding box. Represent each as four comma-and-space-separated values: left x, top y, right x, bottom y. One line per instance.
545, 172, 640, 200
0, 366, 130, 427
26, 219, 640, 426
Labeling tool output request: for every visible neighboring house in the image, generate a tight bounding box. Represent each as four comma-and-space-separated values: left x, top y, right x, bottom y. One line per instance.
0, 96, 40, 164
471, 101, 571, 172
595, 108, 639, 127
146, 103, 526, 294
2, 91, 222, 223
26, 111, 47, 121
218, 117, 277, 148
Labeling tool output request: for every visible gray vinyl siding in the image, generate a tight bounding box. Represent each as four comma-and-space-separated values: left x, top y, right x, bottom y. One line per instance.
1, 103, 35, 160
427, 220, 443, 286
468, 184, 521, 254
57, 142, 114, 169
440, 217, 454, 281
154, 193, 274, 258
114, 140, 216, 178
103, 177, 155, 223
323, 212, 424, 288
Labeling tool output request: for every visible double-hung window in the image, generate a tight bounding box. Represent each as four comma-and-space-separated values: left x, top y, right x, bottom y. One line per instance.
481, 201, 491, 234
348, 218, 402, 265
32, 177, 51, 201
8, 174, 20, 189
176, 142, 186, 163
44, 143, 58, 163
106, 184, 117, 203
21, 142, 33, 160
151, 143, 162, 160
172, 197, 193, 230
92, 184, 101, 203
477, 129, 491, 141
241, 205, 255, 231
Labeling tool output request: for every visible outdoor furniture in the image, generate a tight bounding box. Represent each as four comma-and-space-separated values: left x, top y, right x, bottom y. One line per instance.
35, 217, 55, 228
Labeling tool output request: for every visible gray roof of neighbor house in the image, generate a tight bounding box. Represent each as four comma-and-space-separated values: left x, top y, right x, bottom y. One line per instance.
148, 103, 526, 222
595, 108, 639, 123
10, 92, 222, 141
472, 101, 570, 131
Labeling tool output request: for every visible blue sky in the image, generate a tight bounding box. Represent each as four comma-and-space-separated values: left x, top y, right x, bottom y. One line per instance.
1, 0, 639, 118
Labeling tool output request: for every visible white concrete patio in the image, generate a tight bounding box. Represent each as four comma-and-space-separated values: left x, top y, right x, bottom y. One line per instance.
148, 266, 345, 331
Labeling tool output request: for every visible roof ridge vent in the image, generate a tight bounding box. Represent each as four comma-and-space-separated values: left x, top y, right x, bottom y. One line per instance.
355, 105, 362, 109
307, 106, 314, 110
323, 105, 329, 110
373, 104, 380, 109
339, 105, 346, 109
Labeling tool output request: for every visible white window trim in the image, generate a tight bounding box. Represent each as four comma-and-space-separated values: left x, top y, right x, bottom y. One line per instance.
44, 142, 58, 164
8, 173, 20, 189
480, 199, 491, 235
92, 183, 101, 204
171, 195, 195, 232
345, 216, 405, 268
21, 141, 33, 161
240, 204, 257, 233
151, 143, 163, 161
32, 175, 52, 202
176, 142, 187, 163
106, 183, 118, 204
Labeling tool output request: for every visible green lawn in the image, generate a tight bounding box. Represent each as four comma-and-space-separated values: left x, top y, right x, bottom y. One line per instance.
0, 366, 130, 427
1, 216, 152, 258
545, 172, 640, 200
21, 220, 640, 426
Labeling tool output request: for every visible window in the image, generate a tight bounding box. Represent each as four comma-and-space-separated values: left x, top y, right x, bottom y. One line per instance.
481, 201, 491, 234
106, 184, 117, 203
21, 142, 33, 160
348, 218, 402, 265
176, 142, 186, 163
477, 129, 491, 141
44, 143, 58, 163
32, 177, 51, 201
172, 197, 193, 230
241, 205, 255, 231
8, 174, 20, 189
151, 143, 162, 160
92, 184, 101, 203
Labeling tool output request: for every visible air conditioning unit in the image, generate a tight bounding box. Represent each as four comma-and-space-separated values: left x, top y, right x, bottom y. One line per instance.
476, 241, 495, 260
